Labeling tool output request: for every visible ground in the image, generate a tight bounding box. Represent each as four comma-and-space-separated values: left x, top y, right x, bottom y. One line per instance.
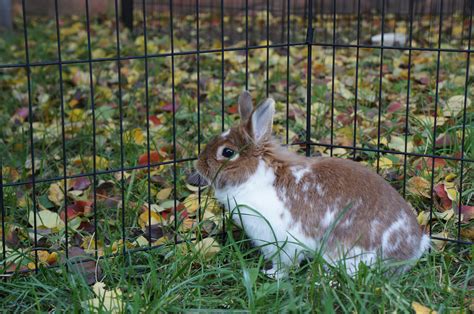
0, 4, 473, 312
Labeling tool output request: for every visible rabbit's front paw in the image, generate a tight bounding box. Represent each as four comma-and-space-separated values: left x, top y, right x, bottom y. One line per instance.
262, 266, 286, 280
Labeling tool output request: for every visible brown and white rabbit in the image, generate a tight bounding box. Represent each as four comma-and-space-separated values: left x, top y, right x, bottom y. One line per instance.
195, 91, 430, 278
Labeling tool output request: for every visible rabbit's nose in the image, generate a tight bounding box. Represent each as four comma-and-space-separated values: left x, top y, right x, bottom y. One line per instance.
186, 171, 209, 187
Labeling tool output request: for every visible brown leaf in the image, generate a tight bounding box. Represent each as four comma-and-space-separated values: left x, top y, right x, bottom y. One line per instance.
71, 177, 91, 191
68, 247, 103, 285
387, 101, 403, 113
460, 227, 474, 241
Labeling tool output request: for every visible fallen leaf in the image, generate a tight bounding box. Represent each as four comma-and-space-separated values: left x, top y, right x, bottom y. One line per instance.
443, 181, 457, 202
138, 151, 161, 166
460, 227, 474, 241
156, 188, 172, 201
138, 211, 165, 228
436, 209, 454, 221
182, 194, 199, 214
29, 209, 65, 231
407, 177, 431, 198
412, 301, 437, 314
460, 205, 474, 221
379, 156, 395, 169
84, 282, 123, 313
417, 211, 430, 226
431, 232, 449, 251
124, 128, 145, 145
48, 183, 64, 207
387, 101, 404, 113
444, 95, 470, 117
69, 108, 85, 122
71, 177, 91, 191
193, 237, 221, 259
68, 246, 103, 285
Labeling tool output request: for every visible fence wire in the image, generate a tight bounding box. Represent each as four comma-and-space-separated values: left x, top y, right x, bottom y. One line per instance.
0, 0, 473, 275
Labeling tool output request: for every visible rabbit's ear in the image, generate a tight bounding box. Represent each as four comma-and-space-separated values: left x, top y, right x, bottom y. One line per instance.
251, 98, 275, 143
238, 90, 253, 122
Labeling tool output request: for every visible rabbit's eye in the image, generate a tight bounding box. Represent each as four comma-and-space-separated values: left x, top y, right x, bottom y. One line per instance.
222, 148, 235, 158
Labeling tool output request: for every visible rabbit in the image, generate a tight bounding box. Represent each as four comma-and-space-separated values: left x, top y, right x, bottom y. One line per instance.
195, 90, 430, 279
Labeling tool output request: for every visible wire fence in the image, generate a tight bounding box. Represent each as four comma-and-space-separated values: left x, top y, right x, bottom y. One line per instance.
0, 0, 473, 275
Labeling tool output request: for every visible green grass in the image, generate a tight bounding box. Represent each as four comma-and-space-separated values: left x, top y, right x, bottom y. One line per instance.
0, 228, 472, 312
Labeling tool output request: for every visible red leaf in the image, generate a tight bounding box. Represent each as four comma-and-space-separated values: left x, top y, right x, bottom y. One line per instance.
76, 200, 93, 215
159, 102, 179, 112
336, 113, 352, 126
227, 105, 238, 114
60, 206, 80, 221
149, 115, 161, 126
71, 177, 91, 191
138, 151, 161, 166
387, 101, 403, 113
415, 157, 446, 171
461, 205, 474, 221
434, 183, 452, 210
434, 183, 448, 199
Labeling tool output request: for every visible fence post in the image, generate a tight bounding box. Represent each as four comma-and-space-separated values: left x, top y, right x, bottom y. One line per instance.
121, 0, 133, 30
0, 0, 12, 30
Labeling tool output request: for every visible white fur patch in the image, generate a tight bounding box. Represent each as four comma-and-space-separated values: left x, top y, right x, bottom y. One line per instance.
381, 213, 408, 255
321, 208, 336, 228
214, 159, 317, 269
342, 216, 354, 228
339, 246, 377, 275
315, 184, 324, 196
221, 129, 230, 138
290, 166, 311, 184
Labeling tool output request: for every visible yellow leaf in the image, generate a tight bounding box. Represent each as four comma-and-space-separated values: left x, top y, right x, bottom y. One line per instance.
179, 217, 194, 232
445, 173, 457, 182
111, 239, 135, 254
138, 211, 164, 228
193, 237, 221, 259
332, 148, 347, 156
152, 236, 169, 246
417, 211, 430, 226
124, 128, 144, 145
156, 188, 172, 201
389, 135, 413, 152
407, 177, 431, 198
29, 209, 65, 231
85, 282, 124, 313
73, 156, 109, 169
200, 197, 221, 214
81, 235, 105, 257
182, 194, 199, 214
412, 301, 437, 314
69, 108, 85, 122
48, 183, 64, 207
443, 181, 457, 201
135, 235, 149, 247
378, 157, 393, 169
37, 250, 58, 265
